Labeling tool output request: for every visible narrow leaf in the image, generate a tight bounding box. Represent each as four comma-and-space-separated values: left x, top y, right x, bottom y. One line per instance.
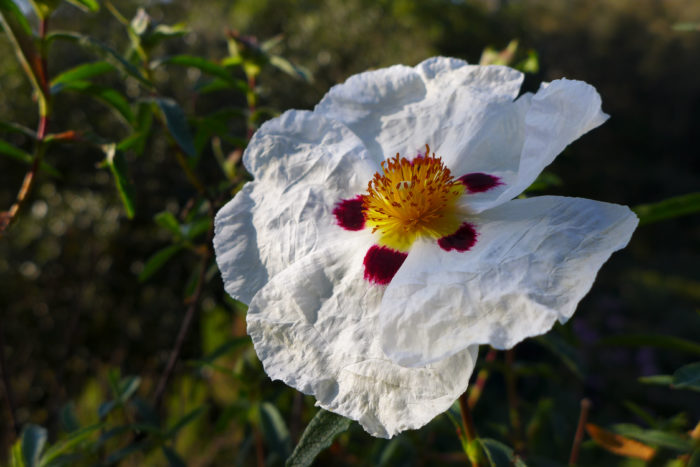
479, 438, 525, 467
152, 97, 196, 157
598, 334, 700, 355
161, 446, 186, 467
138, 244, 183, 282
21, 425, 47, 467
103, 144, 136, 218
0, 138, 60, 176
535, 333, 585, 378
152, 55, 247, 92
0, 0, 44, 97
53, 80, 134, 124
0, 120, 36, 138
672, 362, 700, 391
166, 406, 206, 439
613, 424, 693, 452
51, 61, 115, 87
65, 0, 99, 12
286, 409, 351, 467
154, 211, 181, 238
260, 403, 292, 460
40, 424, 103, 466
586, 423, 656, 461
47, 32, 151, 87
634, 192, 700, 226
269, 55, 312, 82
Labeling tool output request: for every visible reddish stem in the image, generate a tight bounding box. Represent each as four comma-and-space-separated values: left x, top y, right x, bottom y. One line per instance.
569, 398, 592, 466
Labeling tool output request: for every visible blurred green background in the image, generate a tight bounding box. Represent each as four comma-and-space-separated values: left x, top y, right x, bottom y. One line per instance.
0, 0, 698, 465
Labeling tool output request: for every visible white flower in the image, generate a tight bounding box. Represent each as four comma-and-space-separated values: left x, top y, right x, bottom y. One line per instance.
213, 57, 638, 438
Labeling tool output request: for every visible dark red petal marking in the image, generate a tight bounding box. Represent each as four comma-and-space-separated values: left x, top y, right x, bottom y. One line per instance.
333, 196, 365, 231
438, 222, 478, 252
458, 173, 502, 193
363, 245, 408, 285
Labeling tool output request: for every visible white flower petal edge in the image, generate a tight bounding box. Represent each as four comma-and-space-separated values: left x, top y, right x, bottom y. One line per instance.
379, 196, 638, 367
314, 57, 524, 167
246, 235, 478, 438
214, 110, 376, 303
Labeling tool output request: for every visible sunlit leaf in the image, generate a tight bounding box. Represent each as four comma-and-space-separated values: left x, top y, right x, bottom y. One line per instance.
612, 424, 693, 452
103, 143, 136, 218
51, 61, 115, 87
672, 362, 700, 391
65, 0, 99, 12
586, 423, 656, 461
0, 0, 44, 97
47, 32, 151, 87
633, 192, 700, 226
40, 424, 103, 466
286, 409, 352, 467
138, 244, 183, 282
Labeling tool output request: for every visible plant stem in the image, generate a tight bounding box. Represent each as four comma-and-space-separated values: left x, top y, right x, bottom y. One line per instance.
467, 348, 498, 409
568, 398, 591, 466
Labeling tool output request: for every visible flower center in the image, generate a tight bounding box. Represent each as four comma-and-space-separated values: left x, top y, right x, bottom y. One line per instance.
363, 145, 465, 251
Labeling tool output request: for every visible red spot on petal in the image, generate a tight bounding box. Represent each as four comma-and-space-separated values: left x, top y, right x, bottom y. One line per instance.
458, 173, 502, 193
363, 245, 408, 285
438, 222, 477, 252
333, 196, 365, 231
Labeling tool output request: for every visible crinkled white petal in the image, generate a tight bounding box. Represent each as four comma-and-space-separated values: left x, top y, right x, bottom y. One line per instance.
247, 235, 478, 438
214, 110, 377, 303
380, 196, 638, 367
314, 57, 524, 165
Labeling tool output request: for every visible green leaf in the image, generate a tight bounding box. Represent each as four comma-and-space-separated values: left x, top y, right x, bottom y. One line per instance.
612, 424, 693, 452
286, 409, 351, 467
598, 334, 700, 355
535, 333, 585, 379
151, 98, 196, 157
479, 438, 526, 467
53, 80, 134, 124
165, 406, 207, 439
152, 55, 248, 92
154, 211, 181, 238
21, 425, 47, 467
638, 374, 674, 386
0, 120, 36, 138
633, 192, 700, 226
40, 424, 103, 466
138, 244, 183, 282
103, 144, 136, 218
260, 403, 292, 460
65, 0, 99, 11
51, 61, 115, 87
0, 0, 45, 100
47, 32, 151, 88
0, 139, 60, 177
182, 217, 211, 240
58, 403, 81, 433
269, 55, 313, 82
672, 362, 700, 391
673, 22, 700, 32
161, 446, 186, 467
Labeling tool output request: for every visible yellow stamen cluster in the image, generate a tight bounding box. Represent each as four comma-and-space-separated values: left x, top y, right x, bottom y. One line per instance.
363, 145, 465, 251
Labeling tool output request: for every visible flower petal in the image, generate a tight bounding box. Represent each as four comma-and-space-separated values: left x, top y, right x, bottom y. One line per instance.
314, 57, 524, 164
247, 237, 478, 438
379, 196, 638, 367
455, 79, 609, 213
214, 110, 377, 303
